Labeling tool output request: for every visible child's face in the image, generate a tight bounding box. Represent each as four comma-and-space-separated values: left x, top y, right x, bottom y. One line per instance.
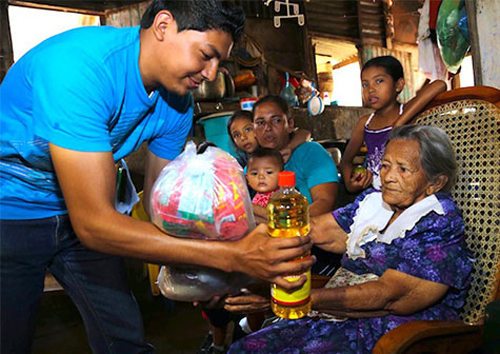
361, 66, 404, 110
246, 156, 281, 193
229, 117, 259, 154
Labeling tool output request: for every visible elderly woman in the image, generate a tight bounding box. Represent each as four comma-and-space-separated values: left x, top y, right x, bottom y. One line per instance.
225, 125, 472, 354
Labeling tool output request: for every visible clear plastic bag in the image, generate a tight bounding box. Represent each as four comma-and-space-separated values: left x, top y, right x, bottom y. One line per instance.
150, 141, 255, 301
157, 265, 253, 302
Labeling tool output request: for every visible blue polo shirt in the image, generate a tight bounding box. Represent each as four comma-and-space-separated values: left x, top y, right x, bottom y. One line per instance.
0, 26, 193, 219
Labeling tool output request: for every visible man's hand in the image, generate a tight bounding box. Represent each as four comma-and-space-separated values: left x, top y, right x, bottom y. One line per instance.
232, 224, 315, 290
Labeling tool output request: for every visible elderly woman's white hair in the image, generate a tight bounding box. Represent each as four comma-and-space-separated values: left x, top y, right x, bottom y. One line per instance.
388, 125, 458, 193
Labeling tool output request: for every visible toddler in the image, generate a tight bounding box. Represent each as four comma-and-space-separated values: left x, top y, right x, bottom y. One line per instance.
246, 147, 284, 207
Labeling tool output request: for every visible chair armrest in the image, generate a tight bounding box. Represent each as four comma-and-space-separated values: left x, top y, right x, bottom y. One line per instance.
373, 320, 484, 354
311, 274, 330, 289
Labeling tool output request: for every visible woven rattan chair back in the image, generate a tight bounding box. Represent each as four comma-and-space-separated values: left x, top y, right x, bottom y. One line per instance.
413, 88, 500, 324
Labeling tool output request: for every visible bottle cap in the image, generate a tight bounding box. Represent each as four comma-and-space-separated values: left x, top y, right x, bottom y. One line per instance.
278, 171, 295, 187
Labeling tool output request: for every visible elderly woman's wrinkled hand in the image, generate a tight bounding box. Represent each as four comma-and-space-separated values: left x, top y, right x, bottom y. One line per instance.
224, 286, 271, 314
193, 295, 226, 310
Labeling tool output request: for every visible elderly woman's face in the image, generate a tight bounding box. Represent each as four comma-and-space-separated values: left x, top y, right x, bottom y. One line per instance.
380, 139, 433, 213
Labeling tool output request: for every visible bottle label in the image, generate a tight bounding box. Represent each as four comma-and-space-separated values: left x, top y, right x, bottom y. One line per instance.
271, 269, 311, 306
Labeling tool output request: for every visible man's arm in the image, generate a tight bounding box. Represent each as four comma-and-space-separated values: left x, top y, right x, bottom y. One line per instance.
142, 147, 171, 217
49, 144, 314, 290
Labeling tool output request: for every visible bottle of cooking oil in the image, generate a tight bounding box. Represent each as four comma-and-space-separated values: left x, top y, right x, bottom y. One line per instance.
267, 171, 311, 319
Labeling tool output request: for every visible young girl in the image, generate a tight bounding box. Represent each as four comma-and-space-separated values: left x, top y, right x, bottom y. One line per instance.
246, 147, 284, 207
340, 56, 446, 193
227, 110, 311, 167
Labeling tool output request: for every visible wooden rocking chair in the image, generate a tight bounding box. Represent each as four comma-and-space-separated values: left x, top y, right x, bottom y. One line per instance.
373, 86, 500, 353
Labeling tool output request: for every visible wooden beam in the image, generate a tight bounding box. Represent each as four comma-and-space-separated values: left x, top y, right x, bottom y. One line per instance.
331, 55, 359, 71
465, 0, 482, 86
8, 0, 105, 15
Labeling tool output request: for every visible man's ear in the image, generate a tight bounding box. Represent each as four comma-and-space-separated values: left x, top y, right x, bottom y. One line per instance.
152, 10, 176, 41
426, 174, 449, 195
395, 78, 405, 94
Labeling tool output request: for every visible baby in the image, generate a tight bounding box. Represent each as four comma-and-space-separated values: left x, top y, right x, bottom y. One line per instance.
246, 147, 284, 207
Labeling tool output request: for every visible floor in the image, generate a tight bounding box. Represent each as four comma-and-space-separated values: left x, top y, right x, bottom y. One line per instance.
32, 259, 213, 354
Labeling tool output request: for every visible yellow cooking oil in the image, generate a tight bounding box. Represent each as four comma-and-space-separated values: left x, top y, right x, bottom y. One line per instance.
267, 171, 311, 319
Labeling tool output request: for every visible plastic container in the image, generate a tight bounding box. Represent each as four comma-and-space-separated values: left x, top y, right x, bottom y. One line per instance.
197, 111, 238, 158
240, 97, 258, 111
267, 171, 311, 319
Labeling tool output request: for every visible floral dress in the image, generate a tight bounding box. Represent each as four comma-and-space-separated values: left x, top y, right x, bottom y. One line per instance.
228, 190, 472, 354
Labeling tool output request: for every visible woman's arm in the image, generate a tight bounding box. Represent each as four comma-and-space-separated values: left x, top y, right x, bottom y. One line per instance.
280, 129, 311, 163
309, 212, 348, 254
288, 129, 311, 150
252, 203, 267, 224
394, 80, 447, 127
339, 115, 372, 193
311, 268, 449, 317
309, 183, 338, 217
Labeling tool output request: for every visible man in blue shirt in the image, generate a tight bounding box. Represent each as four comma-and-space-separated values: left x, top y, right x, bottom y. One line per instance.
0, 2, 313, 353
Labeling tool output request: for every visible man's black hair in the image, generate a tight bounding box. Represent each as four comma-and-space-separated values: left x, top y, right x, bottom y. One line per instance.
140, 0, 245, 42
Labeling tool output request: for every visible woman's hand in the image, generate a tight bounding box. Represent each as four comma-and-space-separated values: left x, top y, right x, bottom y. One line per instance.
193, 295, 226, 310
224, 286, 271, 314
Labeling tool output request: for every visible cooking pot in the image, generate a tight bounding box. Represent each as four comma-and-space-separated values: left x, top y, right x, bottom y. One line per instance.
192, 69, 234, 101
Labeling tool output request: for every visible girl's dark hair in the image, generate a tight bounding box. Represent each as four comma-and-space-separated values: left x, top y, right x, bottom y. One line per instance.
361, 56, 404, 82
227, 110, 253, 145
248, 147, 285, 171
252, 95, 290, 120
140, 0, 245, 42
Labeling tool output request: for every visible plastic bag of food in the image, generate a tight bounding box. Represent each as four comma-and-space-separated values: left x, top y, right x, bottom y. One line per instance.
150, 141, 255, 240
436, 0, 470, 74
150, 141, 255, 301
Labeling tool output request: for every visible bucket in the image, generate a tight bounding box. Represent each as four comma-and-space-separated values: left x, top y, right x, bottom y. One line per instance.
197, 111, 239, 158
